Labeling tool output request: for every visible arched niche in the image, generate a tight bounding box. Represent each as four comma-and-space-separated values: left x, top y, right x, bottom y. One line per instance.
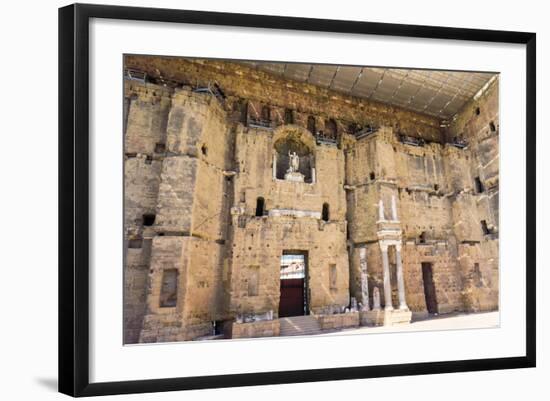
272, 126, 316, 183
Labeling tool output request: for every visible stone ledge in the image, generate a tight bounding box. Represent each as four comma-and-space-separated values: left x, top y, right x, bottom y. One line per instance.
268, 208, 321, 219
230, 320, 280, 339
316, 312, 359, 330
360, 309, 384, 326
139, 322, 211, 343
360, 309, 412, 327
384, 309, 412, 326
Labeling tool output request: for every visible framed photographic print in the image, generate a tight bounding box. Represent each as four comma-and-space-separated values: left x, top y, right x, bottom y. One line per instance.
58, 3, 536, 397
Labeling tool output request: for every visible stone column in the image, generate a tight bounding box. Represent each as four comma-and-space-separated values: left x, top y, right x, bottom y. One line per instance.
395, 243, 408, 310
380, 242, 393, 310
272, 153, 277, 179
391, 195, 398, 221
359, 247, 370, 311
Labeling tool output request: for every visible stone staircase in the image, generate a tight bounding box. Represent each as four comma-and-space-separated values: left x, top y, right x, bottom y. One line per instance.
279, 315, 322, 337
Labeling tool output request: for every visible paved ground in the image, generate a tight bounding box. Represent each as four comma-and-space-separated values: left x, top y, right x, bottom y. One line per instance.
320, 311, 499, 336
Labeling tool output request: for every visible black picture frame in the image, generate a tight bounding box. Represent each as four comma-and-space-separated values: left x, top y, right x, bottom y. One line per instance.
58, 3, 536, 397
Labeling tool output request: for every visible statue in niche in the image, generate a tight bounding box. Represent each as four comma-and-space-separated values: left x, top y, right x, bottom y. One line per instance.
287, 151, 300, 173
350, 297, 358, 312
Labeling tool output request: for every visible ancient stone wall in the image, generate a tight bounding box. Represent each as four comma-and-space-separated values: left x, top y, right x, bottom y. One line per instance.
401, 242, 464, 315
123, 59, 499, 343
124, 239, 152, 343
124, 81, 172, 344
233, 125, 346, 222
345, 77, 499, 315
125, 56, 442, 141
124, 81, 171, 155
231, 320, 281, 339
228, 217, 349, 317
448, 77, 500, 312
225, 122, 350, 318
125, 81, 234, 343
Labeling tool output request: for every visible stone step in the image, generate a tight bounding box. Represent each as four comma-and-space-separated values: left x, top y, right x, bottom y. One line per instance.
279, 315, 322, 336
279, 321, 320, 328
280, 323, 320, 328
279, 317, 318, 324
281, 331, 322, 336
279, 319, 319, 325
280, 315, 315, 321
281, 321, 319, 327
280, 327, 320, 333
279, 325, 320, 330
280, 328, 320, 335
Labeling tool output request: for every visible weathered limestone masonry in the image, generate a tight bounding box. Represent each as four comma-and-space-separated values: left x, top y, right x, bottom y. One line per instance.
229, 124, 349, 318
347, 76, 499, 321
446, 76, 500, 313
124, 82, 171, 344
123, 56, 499, 343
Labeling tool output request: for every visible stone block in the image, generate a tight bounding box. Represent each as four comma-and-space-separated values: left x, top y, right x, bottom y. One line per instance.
316, 312, 359, 330
230, 320, 280, 339
383, 309, 412, 326
360, 309, 385, 326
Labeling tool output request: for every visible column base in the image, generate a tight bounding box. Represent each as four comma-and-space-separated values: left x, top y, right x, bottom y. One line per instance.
382, 309, 412, 327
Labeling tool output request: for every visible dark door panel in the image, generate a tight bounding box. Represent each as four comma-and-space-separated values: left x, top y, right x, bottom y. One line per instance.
422, 262, 438, 314
279, 278, 304, 317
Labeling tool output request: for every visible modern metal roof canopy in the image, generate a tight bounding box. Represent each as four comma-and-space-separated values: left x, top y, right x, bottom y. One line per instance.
240, 61, 497, 120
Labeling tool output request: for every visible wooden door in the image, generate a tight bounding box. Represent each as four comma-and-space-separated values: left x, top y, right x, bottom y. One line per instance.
279, 278, 304, 317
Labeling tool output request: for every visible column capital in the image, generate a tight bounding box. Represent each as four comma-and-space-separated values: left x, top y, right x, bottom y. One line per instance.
379, 241, 389, 252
